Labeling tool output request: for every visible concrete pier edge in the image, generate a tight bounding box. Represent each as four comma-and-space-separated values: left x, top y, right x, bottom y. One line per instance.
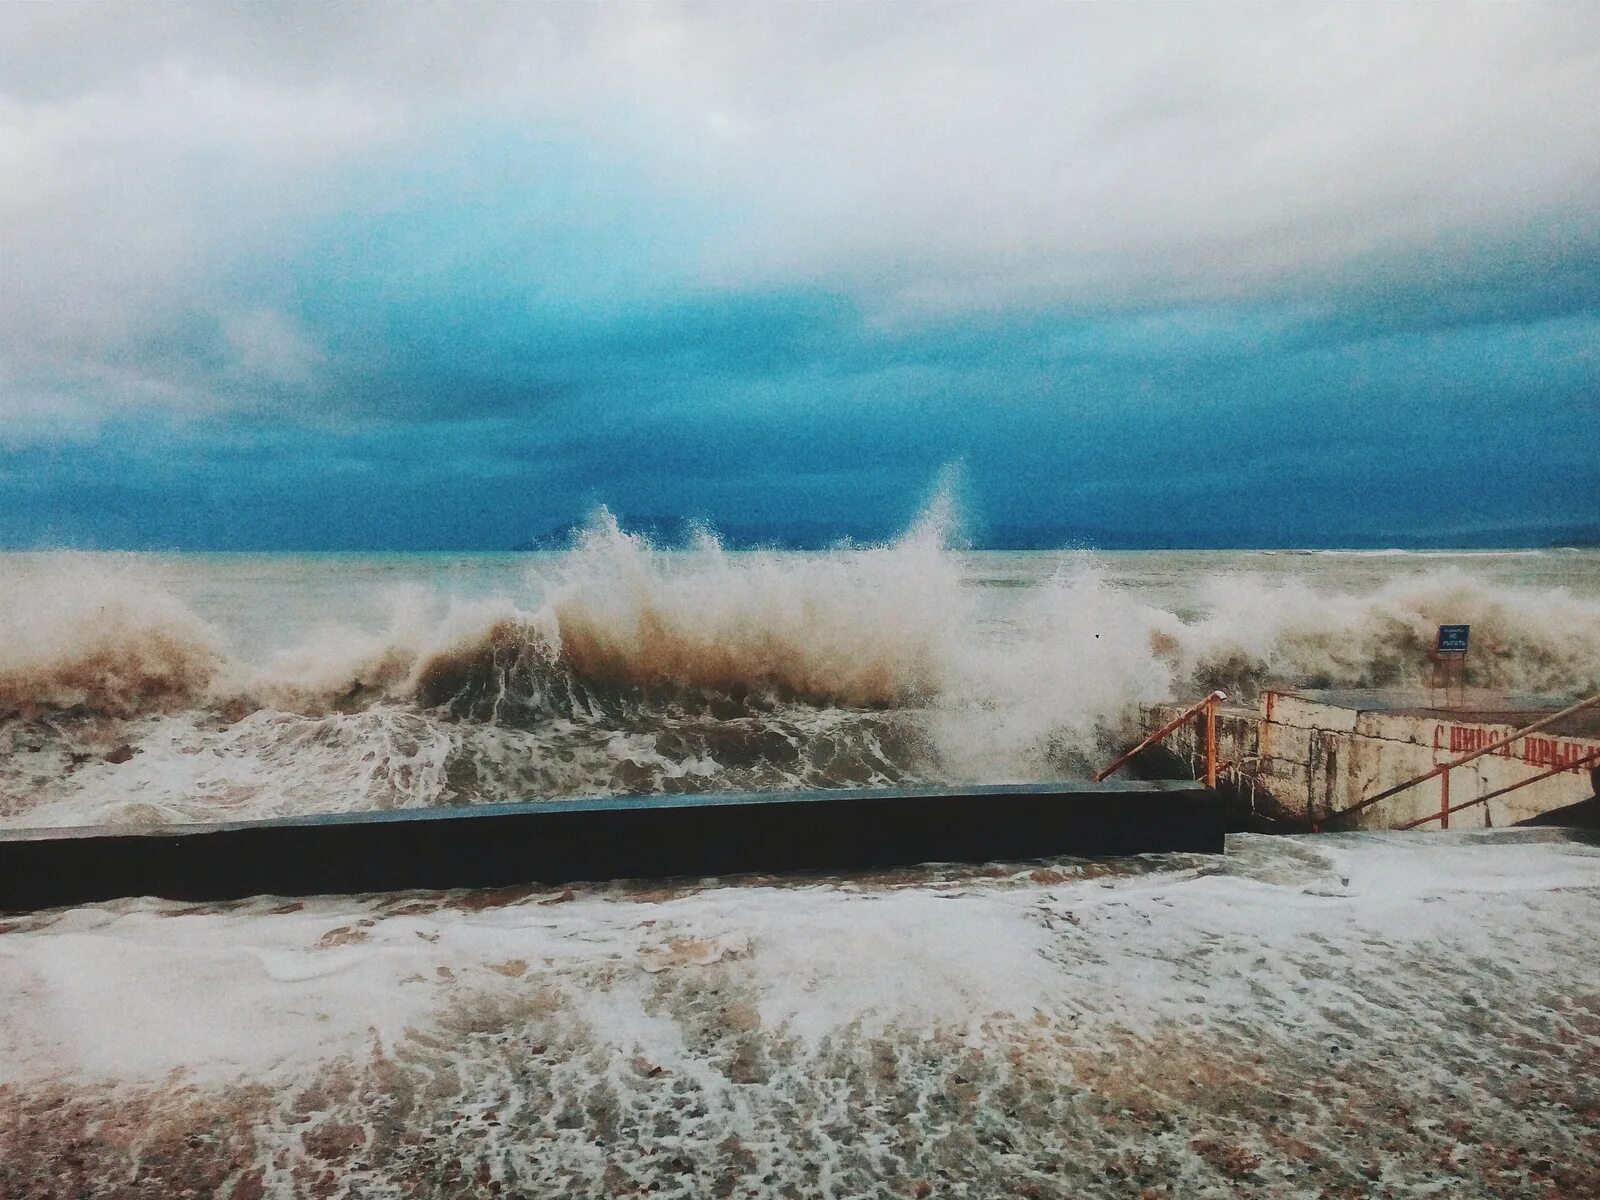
0, 780, 1221, 913
1149, 688, 1600, 831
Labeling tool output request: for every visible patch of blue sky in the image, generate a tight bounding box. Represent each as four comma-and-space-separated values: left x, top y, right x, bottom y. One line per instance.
289, 120, 727, 304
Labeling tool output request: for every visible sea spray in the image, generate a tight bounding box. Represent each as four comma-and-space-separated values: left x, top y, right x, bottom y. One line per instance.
544, 504, 963, 707
2, 522, 1599, 827
0, 554, 223, 717
1177, 568, 1600, 697
929, 555, 1179, 779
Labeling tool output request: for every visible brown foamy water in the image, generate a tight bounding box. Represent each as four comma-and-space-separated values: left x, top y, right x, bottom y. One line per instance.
3, 517, 1600, 828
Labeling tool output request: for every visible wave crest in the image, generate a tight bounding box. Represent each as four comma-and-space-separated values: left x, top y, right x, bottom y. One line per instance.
545, 508, 959, 708
0, 556, 222, 718
3, 532, 1599, 828
1179, 569, 1600, 697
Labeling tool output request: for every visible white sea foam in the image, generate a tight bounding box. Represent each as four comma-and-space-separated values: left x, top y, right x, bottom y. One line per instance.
1, 831, 1595, 1087
3, 515, 1599, 825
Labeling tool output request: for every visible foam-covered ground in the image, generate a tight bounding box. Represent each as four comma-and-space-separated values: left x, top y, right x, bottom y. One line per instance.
2, 830, 1598, 1198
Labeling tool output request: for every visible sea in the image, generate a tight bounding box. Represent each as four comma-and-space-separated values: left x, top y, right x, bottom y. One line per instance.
5, 515, 1600, 1196
3, 504, 1599, 829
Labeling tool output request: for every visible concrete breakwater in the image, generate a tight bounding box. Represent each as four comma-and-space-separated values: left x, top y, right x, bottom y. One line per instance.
0, 780, 1220, 913
1150, 689, 1600, 830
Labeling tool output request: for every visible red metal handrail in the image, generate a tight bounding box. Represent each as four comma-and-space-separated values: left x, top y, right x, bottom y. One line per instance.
1394, 746, 1600, 830
1095, 691, 1227, 786
1335, 691, 1600, 829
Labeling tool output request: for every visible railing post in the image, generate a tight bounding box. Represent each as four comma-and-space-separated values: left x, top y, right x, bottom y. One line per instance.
1094, 691, 1228, 784
1439, 768, 1450, 830
1334, 690, 1600, 826
1204, 694, 1219, 789
1394, 746, 1600, 830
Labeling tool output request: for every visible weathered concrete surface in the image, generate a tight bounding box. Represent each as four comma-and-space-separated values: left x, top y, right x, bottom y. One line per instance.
1150, 690, 1600, 830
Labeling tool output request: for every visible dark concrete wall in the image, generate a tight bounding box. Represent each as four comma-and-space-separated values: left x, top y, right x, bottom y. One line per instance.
0, 782, 1219, 912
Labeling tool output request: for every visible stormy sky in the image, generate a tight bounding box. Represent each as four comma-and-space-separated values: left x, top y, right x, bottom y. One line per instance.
2, 3, 1597, 549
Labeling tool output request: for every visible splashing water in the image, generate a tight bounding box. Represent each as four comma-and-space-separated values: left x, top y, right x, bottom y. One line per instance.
3, 507, 1599, 827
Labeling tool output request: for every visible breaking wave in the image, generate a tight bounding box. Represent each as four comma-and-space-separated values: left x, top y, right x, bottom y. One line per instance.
1177, 571, 1600, 699
3, 508, 1599, 826
0, 559, 224, 718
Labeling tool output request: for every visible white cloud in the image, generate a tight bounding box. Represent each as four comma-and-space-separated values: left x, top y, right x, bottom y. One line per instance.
587, 5, 1600, 314
0, 2, 1596, 418
220, 308, 325, 389
0, 59, 388, 376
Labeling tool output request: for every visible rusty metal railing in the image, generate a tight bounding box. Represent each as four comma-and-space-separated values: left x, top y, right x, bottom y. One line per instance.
1095, 691, 1227, 787
1393, 746, 1600, 830
1334, 691, 1600, 830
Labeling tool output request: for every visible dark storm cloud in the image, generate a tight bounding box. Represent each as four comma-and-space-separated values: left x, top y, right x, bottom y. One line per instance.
0, 3, 1596, 546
